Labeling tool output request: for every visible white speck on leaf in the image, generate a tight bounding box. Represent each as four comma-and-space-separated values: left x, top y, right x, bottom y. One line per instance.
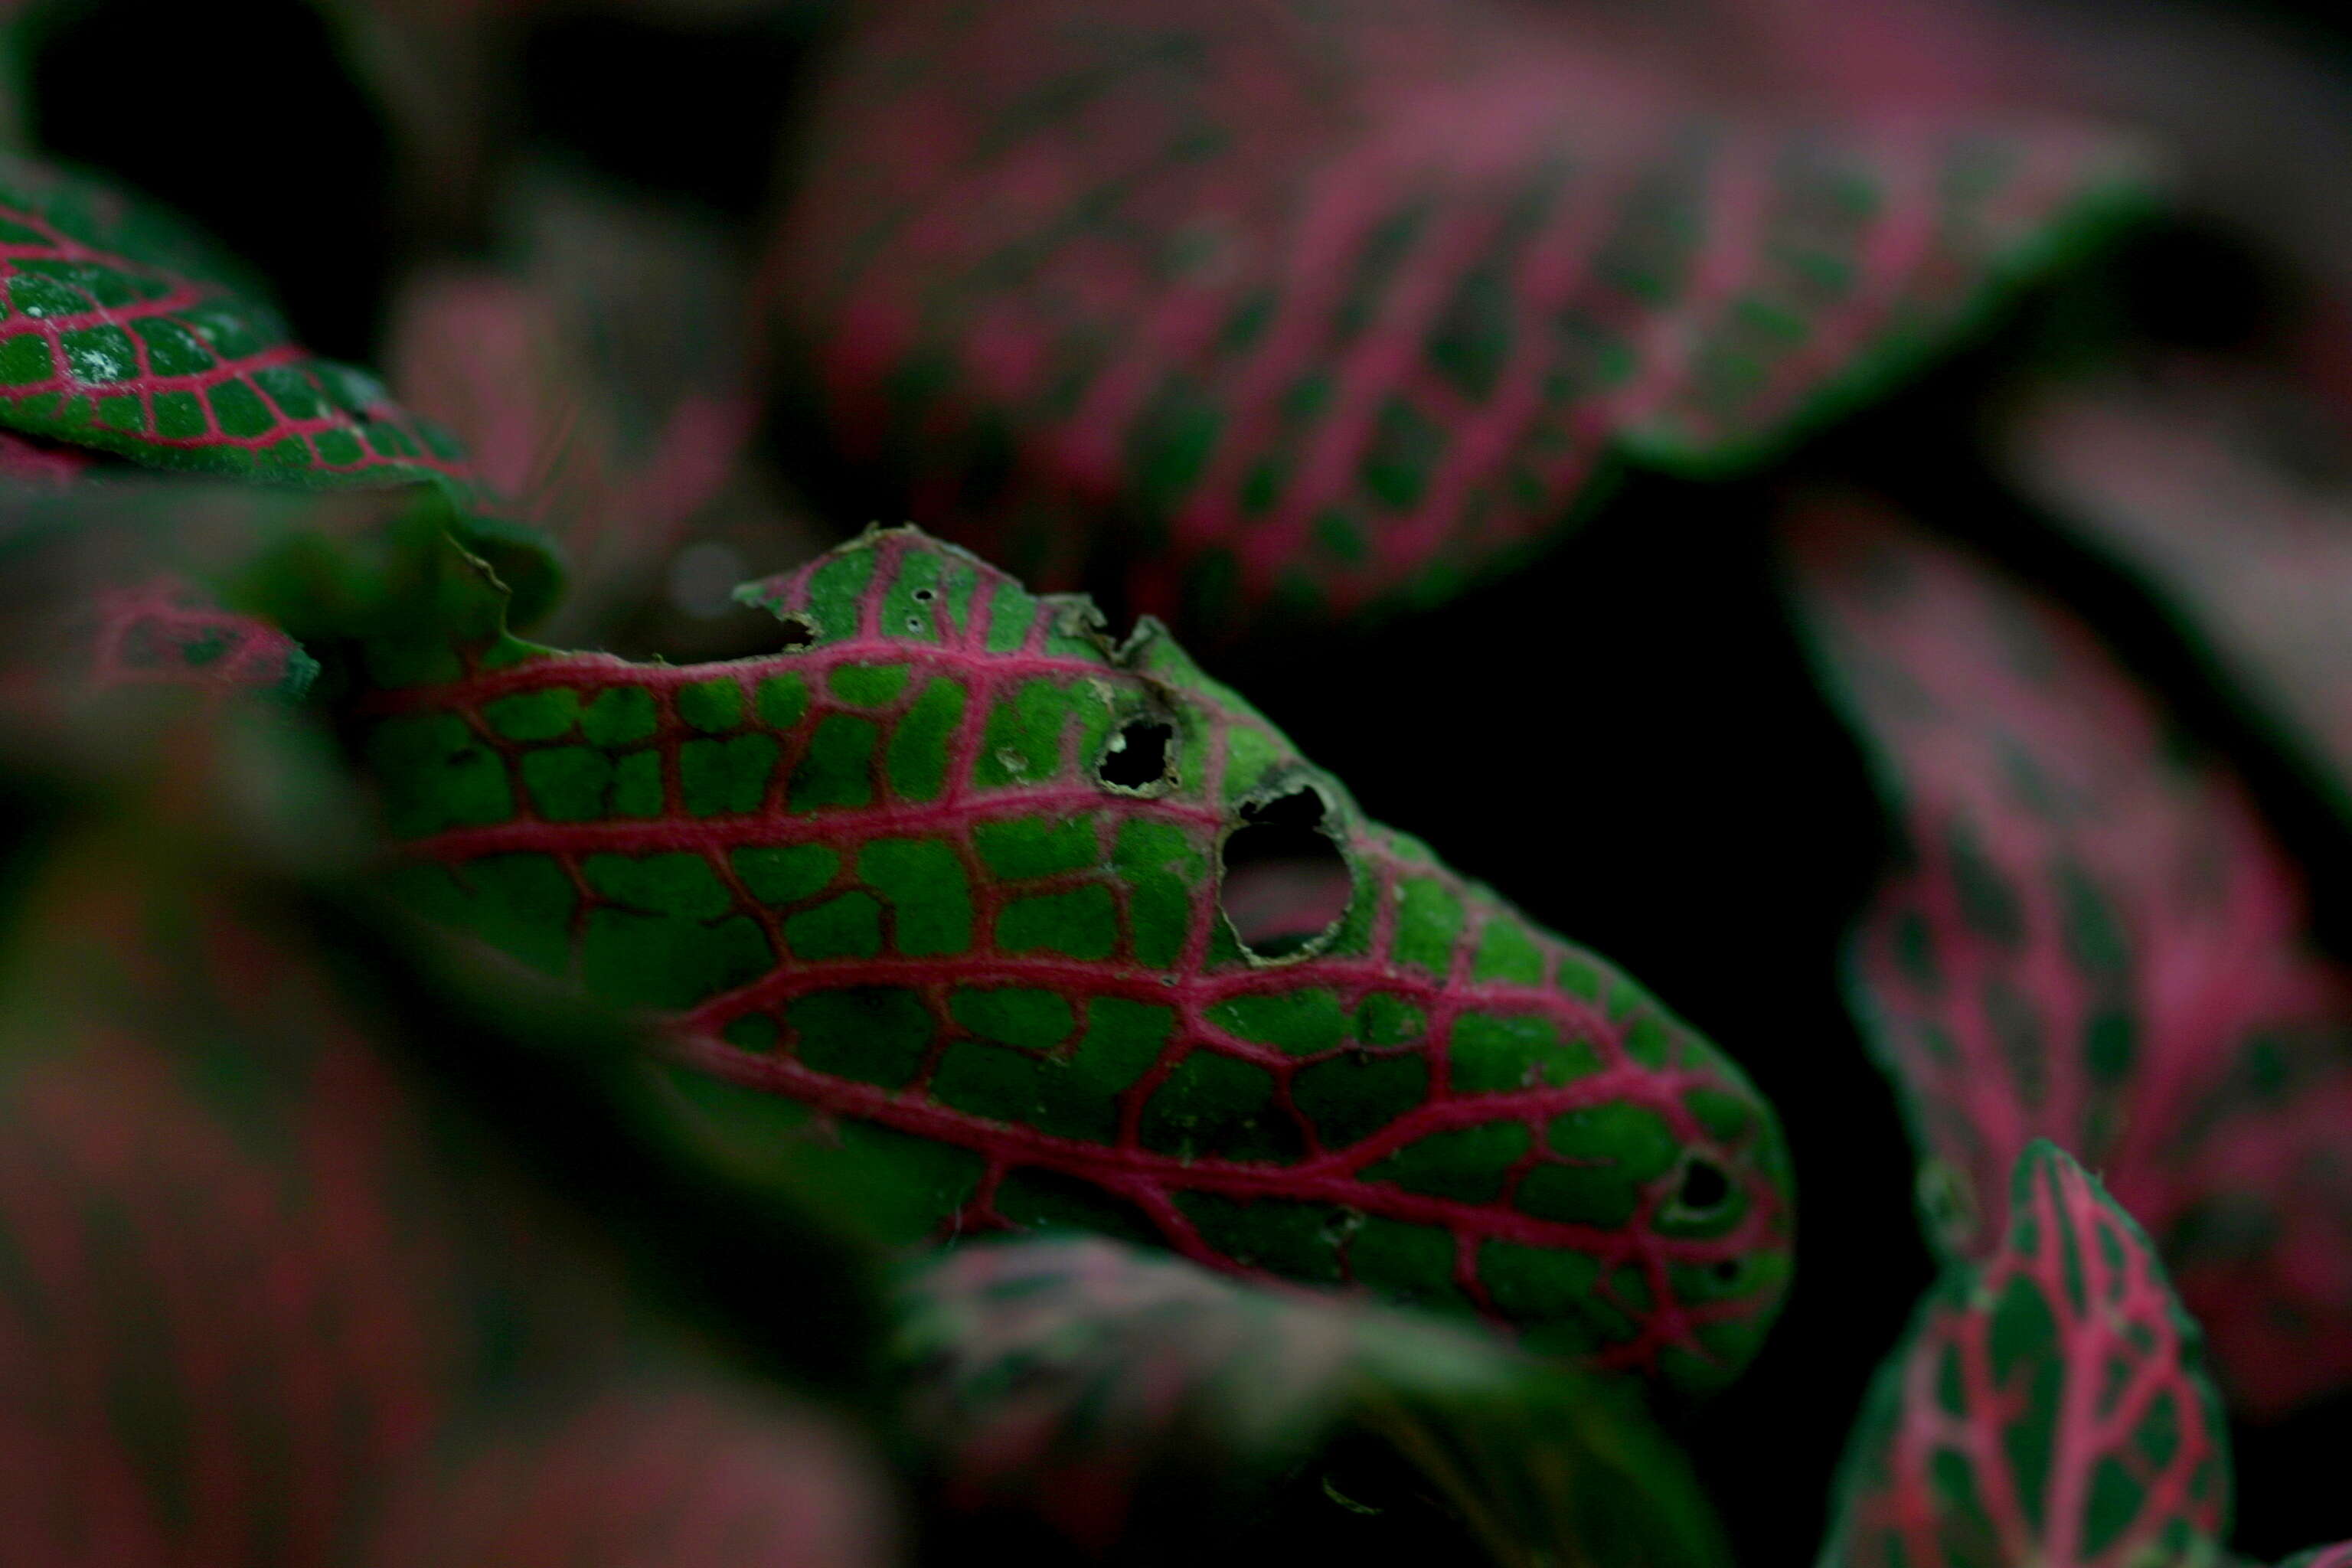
64, 336, 129, 384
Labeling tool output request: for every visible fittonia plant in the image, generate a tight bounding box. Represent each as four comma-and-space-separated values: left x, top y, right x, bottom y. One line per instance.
1782, 495, 2352, 1418
895, 1234, 1730, 1564
11, 0, 2352, 1563
769, 0, 2148, 625
359, 524, 1793, 1393
1819, 1142, 2233, 1568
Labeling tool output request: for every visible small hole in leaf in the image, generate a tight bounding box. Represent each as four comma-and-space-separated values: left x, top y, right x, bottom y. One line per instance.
1710, 1258, 1741, 1285
1678, 1158, 1731, 1213
1098, 717, 1173, 791
1220, 785, 1354, 961
911, 587, 936, 603
774, 615, 816, 651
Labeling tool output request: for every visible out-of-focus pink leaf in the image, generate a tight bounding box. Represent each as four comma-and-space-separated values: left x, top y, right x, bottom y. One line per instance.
1820, 1142, 2230, 1568
87, 577, 318, 701
385, 172, 813, 642
899, 1233, 1730, 1565
767, 0, 2149, 628
0, 748, 893, 1568
0, 429, 88, 485
2004, 370, 2352, 831
1784, 493, 2352, 1418
358, 526, 1794, 1395
369, 1384, 884, 1568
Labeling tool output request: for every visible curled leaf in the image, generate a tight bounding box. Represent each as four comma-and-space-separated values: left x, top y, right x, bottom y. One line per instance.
767, 0, 2151, 626
1821, 1142, 2230, 1568
1784, 494, 2352, 1416
361, 524, 1792, 1393
897, 1233, 1728, 1567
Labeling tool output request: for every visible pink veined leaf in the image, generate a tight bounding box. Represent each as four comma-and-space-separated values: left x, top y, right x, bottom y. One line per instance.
1782, 492, 2352, 1418
369, 1384, 887, 1568
766, 0, 2151, 628
88, 577, 319, 702
0, 746, 893, 1568
2003, 368, 2352, 835
358, 525, 1794, 1395
897, 1233, 1730, 1565
1820, 1141, 2230, 1568
0, 152, 563, 621
384, 171, 803, 643
2278, 1547, 2352, 1568
0, 152, 469, 484
0, 428, 90, 485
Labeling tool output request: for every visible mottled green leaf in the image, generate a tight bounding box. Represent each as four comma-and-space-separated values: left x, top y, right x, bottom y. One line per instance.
361, 524, 1792, 1393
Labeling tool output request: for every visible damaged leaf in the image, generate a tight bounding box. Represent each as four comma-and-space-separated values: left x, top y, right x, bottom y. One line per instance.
359, 524, 1792, 1393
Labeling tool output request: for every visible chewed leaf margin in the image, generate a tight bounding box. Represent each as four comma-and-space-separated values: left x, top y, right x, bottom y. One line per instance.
358, 523, 1794, 1396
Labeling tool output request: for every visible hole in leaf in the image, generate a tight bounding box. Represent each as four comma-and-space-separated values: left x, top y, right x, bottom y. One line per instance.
1220, 785, 1354, 961
1098, 717, 1174, 792
773, 614, 816, 651
1677, 1158, 1730, 1213
1710, 1258, 1741, 1285
911, 587, 936, 603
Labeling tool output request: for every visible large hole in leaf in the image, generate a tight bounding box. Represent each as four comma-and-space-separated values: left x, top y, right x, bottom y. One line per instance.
1677, 1158, 1731, 1214
1098, 717, 1174, 792
1220, 786, 1354, 961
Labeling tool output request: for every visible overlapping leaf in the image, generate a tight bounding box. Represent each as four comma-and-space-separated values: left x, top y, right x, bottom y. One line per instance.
0, 729, 892, 1568
0, 154, 561, 620
2279, 1547, 2352, 1568
766, 0, 2149, 627
360, 524, 1793, 1393
384, 168, 815, 645
2004, 370, 2352, 834
1783, 495, 2352, 1416
0, 151, 462, 482
1820, 1142, 2230, 1568
897, 1234, 1728, 1566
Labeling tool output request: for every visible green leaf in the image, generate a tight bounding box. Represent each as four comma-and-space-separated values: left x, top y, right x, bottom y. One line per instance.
358, 524, 1794, 1395
1821, 1142, 2231, 1568
898, 1233, 1729, 1567
0, 151, 559, 618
